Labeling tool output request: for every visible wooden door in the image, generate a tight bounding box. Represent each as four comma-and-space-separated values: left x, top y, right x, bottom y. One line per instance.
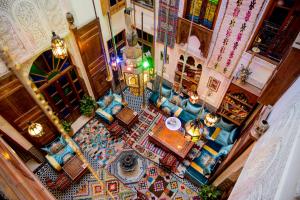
0, 73, 57, 147
29, 50, 86, 122
73, 18, 110, 99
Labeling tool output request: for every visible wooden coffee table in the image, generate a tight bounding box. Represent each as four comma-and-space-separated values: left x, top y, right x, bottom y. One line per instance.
62, 155, 88, 181
149, 119, 194, 161
116, 107, 139, 130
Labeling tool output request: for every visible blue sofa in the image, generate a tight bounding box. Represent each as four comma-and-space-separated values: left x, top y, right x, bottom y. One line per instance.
185, 119, 239, 186
95, 90, 125, 124
41, 136, 75, 171
149, 85, 209, 124
149, 85, 239, 186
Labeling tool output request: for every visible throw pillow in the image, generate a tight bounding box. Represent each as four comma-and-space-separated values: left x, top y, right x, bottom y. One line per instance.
162, 107, 171, 115
111, 105, 122, 115
41, 136, 66, 155
185, 101, 202, 115
104, 95, 113, 107
216, 117, 235, 131
50, 142, 65, 154
162, 85, 172, 98
169, 92, 182, 106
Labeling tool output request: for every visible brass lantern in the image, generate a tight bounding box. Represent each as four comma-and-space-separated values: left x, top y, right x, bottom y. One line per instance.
28, 122, 45, 137
51, 32, 67, 59
204, 113, 219, 127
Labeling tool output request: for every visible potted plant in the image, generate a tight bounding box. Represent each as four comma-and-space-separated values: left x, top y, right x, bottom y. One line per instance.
80, 94, 97, 117
62, 120, 74, 136
198, 184, 221, 200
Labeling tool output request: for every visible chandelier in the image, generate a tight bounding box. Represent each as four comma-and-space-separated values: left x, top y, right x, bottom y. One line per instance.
51, 32, 67, 59
28, 122, 45, 137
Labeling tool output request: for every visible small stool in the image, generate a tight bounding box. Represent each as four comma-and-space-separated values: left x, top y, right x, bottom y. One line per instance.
159, 152, 178, 172
107, 121, 123, 138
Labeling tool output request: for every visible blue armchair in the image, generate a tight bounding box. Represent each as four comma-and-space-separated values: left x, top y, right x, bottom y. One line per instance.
95, 91, 124, 124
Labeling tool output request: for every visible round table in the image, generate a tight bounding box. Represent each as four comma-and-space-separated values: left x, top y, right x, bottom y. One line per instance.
165, 117, 182, 131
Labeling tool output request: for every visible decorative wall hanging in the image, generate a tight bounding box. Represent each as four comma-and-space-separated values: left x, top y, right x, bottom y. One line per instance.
207, 76, 220, 92
156, 0, 180, 48
207, 0, 266, 77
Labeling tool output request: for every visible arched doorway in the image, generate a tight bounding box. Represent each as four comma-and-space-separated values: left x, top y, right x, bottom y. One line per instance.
29, 50, 86, 122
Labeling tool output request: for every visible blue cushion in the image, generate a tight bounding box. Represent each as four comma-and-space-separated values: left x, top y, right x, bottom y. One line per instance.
97, 89, 114, 109
104, 100, 122, 115
186, 166, 208, 186
169, 91, 184, 106
185, 101, 202, 115
162, 85, 172, 98
180, 98, 188, 108
228, 128, 239, 144
216, 117, 236, 131
178, 110, 197, 124
149, 92, 159, 105
97, 99, 106, 109
52, 145, 75, 165
215, 129, 231, 146
41, 136, 66, 155
161, 100, 179, 114
218, 144, 233, 157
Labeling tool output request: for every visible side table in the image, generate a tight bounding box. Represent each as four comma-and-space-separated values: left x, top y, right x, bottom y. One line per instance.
62, 155, 88, 182
115, 107, 139, 131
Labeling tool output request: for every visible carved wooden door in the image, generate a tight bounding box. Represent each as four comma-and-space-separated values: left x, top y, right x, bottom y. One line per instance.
73, 18, 110, 99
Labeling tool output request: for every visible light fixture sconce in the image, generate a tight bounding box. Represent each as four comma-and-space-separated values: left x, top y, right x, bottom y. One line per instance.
51, 32, 68, 59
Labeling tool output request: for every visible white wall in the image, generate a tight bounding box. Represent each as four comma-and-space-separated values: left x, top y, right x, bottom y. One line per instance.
229, 76, 300, 200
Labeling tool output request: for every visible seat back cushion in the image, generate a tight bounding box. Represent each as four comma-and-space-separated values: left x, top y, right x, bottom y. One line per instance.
185, 101, 202, 115
215, 128, 239, 146
169, 91, 183, 106
41, 136, 66, 155
162, 85, 172, 98
215, 117, 236, 131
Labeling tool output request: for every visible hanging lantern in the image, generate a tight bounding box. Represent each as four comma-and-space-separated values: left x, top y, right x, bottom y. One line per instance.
204, 113, 219, 127
51, 32, 67, 59
28, 122, 45, 137
185, 118, 203, 142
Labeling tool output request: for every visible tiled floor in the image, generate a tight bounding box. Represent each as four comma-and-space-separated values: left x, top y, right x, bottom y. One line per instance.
34, 88, 200, 199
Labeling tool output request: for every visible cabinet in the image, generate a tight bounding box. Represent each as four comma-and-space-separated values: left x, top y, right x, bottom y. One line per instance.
217, 80, 260, 125
173, 55, 202, 94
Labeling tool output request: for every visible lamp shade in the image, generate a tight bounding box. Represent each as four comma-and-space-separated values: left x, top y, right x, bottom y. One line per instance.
28, 122, 45, 137
51, 32, 67, 59
204, 113, 219, 127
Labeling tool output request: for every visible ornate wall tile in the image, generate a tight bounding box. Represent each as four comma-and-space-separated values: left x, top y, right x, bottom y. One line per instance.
36, 0, 68, 35
12, 0, 49, 48
0, 12, 28, 60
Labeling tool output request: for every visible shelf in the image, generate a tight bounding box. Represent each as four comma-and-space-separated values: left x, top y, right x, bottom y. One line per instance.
222, 100, 250, 113
175, 71, 199, 84
218, 112, 242, 126
232, 79, 261, 97
220, 107, 248, 119
226, 94, 253, 108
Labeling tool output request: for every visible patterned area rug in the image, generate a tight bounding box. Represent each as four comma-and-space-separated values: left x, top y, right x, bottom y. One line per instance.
34, 88, 201, 199
127, 161, 199, 199
73, 119, 124, 168
132, 111, 204, 178
73, 168, 135, 200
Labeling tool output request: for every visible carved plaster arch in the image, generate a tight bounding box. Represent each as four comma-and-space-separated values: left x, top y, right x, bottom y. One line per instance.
11, 0, 50, 51
0, 9, 29, 61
